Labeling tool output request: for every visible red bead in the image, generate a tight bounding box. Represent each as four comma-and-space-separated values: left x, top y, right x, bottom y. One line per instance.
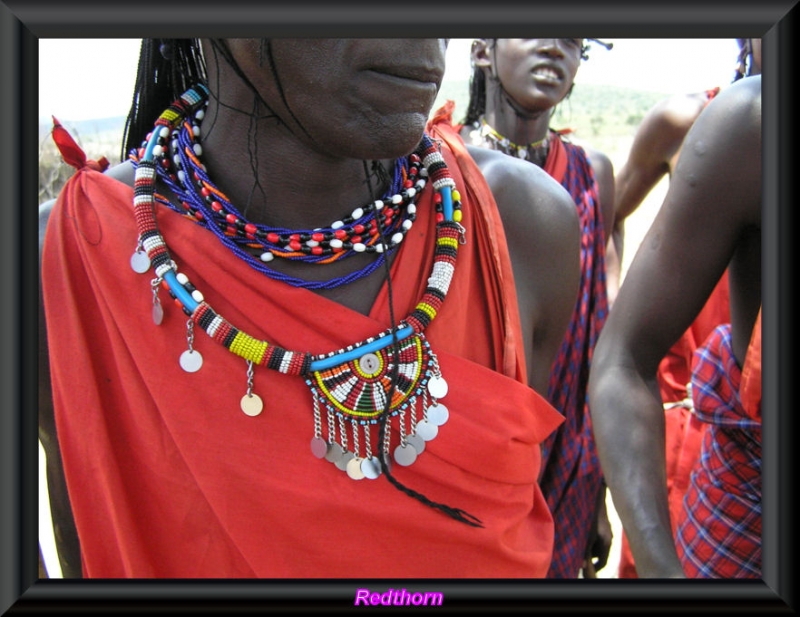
353, 224, 365, 234
410, 154, 421, 164
289, 240, 302, 251
244, 223, 257, 235
351, 235, 362, 244
404, 179, 414, 188
200, 187, 211, 198
311, 232, 325, 242
267, 233, 280, 243
194, 211, 204, 220
225, 213, 237, 224
174, 298, 184, 309
211, 201, 223, 212
435, 213, 444, 223
334, 229, 348, 240
181, 201, 191, 210
160, 158, 171, 168
434, 193, 442, 204
289, 233, 300, 242
311, 246, 323, 256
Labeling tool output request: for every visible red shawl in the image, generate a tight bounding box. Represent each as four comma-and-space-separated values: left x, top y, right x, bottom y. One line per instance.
43, 135, 562, 578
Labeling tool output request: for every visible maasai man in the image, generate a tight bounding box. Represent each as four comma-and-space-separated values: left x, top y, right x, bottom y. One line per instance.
589, 73, 762, 578
39, 39, 579, 578
429, 37, 615, 578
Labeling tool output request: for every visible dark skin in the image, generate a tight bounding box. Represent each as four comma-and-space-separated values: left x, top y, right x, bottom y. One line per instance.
38, 38, 579, 576
607, 39, 762, 307
588, 74, 761, 577
462, 38, 614, 574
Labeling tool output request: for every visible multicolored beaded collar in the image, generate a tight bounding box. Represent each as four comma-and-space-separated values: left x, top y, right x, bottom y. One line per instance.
131, 85, 465, 481
467, 117, 551, 167
132, 94, 424, 290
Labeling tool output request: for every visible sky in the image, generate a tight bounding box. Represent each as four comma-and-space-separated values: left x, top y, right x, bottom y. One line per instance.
38, 38, 743, 123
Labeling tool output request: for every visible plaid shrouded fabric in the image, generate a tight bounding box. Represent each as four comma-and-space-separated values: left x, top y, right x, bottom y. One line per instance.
540, 135, 608, 578
676, 324, 762, 578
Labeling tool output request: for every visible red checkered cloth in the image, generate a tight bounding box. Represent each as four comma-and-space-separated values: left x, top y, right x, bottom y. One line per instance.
539, 135, 608, 578
675, 324, 761, 578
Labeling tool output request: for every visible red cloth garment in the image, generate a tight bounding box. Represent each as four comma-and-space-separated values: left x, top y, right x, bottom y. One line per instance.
43, 133, 563, 577
674, 322, 762, 578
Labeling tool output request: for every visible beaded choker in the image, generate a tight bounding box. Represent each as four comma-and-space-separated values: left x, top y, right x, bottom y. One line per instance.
131, 85, 466, 481
467, 117, 550, 167
132, 91, 422, 290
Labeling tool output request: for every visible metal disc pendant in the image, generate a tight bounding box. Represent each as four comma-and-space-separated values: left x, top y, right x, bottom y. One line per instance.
361, 456, 382, 479
179, 349, 203, 373
393, 443, 418, 467
346, 456, 366, 480
130, 249, 151, 274
416, 419, 439, 442
427, 375, 449, 399
335, 450, 355, 471
406, 433, 426, 454
152, 302, 164, 325
325, 443, 345, 465
426, 402, 449, 427
240, 393, 263, 417
310, 437, 329, 459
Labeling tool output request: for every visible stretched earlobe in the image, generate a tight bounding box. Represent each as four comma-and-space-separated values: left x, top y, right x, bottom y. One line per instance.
471, 39, 492, 70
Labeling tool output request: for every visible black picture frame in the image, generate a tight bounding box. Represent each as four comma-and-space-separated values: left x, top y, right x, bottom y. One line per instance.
2, 1, 796, 613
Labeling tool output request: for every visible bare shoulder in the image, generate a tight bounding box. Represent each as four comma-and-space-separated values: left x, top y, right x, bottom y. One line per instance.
648, 90, 711, 133
465, 145, 577, 232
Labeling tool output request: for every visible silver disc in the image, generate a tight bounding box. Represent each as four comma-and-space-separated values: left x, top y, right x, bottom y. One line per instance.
360, 456, 382, 479
152, 302, 164, 325
415, 419, 439, 442
179, 349, 203, 373
335, 450, 355, 471
130, 250, 151, 274
240, 393, 263, 417
346, 456, 366, 480
427, 375, 449, 399
406, 433, 426, 454
310, 437, 329, 459
426, 402, 450, 427
358, 352, 381, 374
325, 443, 344, 465
393, 443, 418, 467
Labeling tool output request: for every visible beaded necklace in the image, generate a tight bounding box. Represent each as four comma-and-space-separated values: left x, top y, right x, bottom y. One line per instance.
467, 117, 551, 167
131, 88, 420, 290
131, 85, 465, 481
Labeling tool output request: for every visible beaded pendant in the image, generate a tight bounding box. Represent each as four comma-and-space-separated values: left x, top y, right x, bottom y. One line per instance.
130, 85, 464, 480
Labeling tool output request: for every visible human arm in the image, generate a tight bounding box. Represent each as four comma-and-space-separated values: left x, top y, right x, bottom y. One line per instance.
588, 77, 761, 577
468, 145, 581, 397
608, 95, 703, 305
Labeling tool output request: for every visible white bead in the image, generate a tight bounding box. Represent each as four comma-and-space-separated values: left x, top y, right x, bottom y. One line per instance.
195, 109, 204, 121
402, 219, 413, 230
191, 290, 204, 303
260, 251, 274, 262
391, 232, 404, 245
152, 145, 163, 157
407, 204, 417, 214
406, 188, 416, 198
173, 154, 181, 166
392, 194, 403, 205
193, 143, 203, 156
353, 243, 366, 252
159, 127, 170, 138
374, 200, 384, 210
374, 243, 385, 253
192, 125, 201, 137
306, 240, 319, 248
329, 239, 343, 249
351, 207, 364, 220
176, 272, 189, 285
177, 170, 186, 184
416, 179, 426, 189
331, 220, 344, 229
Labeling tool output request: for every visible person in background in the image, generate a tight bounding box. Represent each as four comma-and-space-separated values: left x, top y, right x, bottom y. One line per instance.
430, 37, 614, 578
608, 38, 761, 578
589, 73, 761, 578
39, 38, 580, 578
